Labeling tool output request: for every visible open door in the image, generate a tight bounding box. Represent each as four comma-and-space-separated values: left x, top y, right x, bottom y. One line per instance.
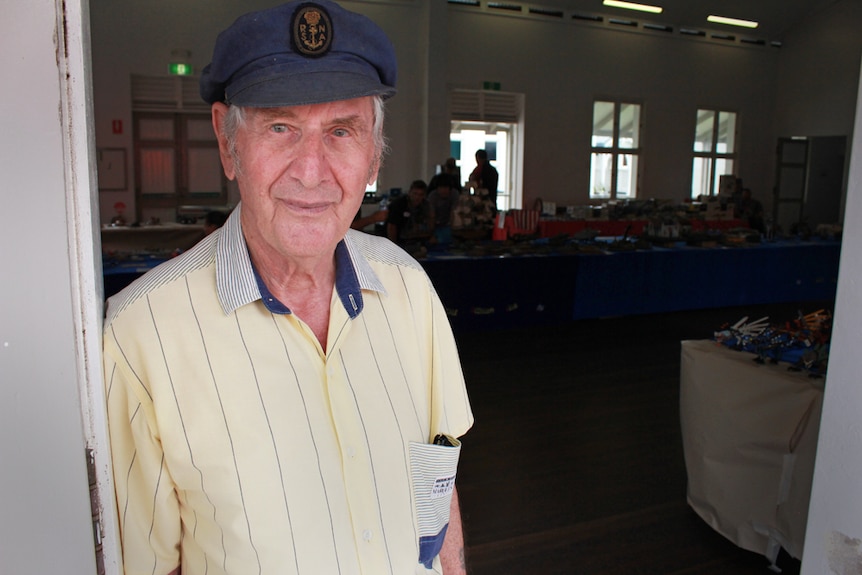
774, 136, 848, 235
773, 137, 808, 235
805, 136, 847, 229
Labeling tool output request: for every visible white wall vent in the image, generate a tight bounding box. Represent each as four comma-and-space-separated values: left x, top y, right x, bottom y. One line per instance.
450, 89, 523, 123
131, 74, 209, 112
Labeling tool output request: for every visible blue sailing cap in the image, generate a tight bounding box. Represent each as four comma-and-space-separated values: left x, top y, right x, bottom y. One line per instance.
200, 1, 397, 107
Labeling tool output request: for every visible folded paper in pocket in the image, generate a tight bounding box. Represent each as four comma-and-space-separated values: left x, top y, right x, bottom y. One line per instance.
409, 436, 462, 569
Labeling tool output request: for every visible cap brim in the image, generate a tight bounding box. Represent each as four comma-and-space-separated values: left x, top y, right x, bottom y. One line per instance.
227, 70, 396, 107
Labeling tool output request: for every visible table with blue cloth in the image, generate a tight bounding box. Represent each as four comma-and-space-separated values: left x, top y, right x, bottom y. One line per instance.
101, 223, 206, 298
569, 239, 840, 320
103, 238, 841, 329
103, 253, 170, 298
420, 251, 581, 330
101, 223, 205, 254
420, 238, 839, 330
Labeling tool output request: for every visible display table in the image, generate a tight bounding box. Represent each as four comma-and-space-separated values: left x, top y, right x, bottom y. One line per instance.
680, 339, 824, 564
102, 239, 841, 327
571, 240, 840, 319
536, 218, 746, 238
101, 223, 205, 254
421, 252, 580, 330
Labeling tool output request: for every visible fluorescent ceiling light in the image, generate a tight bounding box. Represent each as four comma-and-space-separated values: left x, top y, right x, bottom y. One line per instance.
707, 14, 759, 28
603, 0, 663, 14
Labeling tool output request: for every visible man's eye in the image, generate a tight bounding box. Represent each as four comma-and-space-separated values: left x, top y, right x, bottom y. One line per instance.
332, 128, 350, 138
270, 124, 287, 134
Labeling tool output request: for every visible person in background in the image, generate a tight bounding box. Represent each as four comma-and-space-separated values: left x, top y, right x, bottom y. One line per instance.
468, 149, 499, 209
350, 205, 388, 232
736, 188, 766, 233
102, 2, 473, 574
429, 156, 462, 192
203, 209, 228, 235
386, 179, 435, 245
728, 176, 744, 209
428, 180, 460, 244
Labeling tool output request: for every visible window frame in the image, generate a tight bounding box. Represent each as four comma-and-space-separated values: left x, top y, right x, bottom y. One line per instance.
589, 98, 643, 201
133, 111, 227, 223
449, 120, 517, 211
691, 108, 739, 198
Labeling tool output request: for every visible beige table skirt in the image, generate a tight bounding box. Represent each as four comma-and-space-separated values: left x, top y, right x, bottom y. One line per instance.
680, 339, 824, 562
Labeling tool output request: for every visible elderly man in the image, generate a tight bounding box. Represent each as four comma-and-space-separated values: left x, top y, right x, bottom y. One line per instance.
102, 2, 473, 574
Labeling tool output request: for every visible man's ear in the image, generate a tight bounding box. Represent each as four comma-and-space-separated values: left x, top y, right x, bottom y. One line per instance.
367, 154, 380, 187
211, 102, 237, 181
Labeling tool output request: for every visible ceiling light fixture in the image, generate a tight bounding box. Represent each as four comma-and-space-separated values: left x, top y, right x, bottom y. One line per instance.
707, 15, 759, 29
602, 0, 662, 14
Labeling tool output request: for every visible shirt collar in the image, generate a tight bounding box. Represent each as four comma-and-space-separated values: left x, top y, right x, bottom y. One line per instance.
216, 203, 387, 317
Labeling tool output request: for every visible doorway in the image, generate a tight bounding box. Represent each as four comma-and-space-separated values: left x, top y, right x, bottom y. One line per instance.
774, 136, 847, 235
450, 121, 515, 211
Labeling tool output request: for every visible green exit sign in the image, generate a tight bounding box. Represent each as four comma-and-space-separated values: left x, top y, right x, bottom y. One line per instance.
482, 81, 501, 91
169, 62, 194, 76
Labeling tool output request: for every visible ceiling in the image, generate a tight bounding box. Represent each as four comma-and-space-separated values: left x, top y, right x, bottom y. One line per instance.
476, 0, 840, 41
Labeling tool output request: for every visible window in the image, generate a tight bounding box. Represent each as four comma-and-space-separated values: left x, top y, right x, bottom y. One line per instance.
590, 100, 641, 200
134, 112, 227, 223
131, 75, 228, 223
691, 109, 737, 198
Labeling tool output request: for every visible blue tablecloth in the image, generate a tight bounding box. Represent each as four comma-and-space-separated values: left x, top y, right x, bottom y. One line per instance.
570, 240, 840, 319
420, 239, 839, 330
103, 254, 170, 298
103, 239, 841, 330
421, 252, 580, 330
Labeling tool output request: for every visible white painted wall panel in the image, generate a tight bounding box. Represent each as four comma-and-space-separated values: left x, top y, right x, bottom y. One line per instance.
0, 0, 99, 573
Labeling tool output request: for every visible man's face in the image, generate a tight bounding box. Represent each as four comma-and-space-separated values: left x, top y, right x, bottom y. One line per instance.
408, 186, 427, 207
213, 97, 379, 263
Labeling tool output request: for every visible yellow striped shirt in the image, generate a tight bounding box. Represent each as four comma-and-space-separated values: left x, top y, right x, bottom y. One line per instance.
104, 206, 473, 574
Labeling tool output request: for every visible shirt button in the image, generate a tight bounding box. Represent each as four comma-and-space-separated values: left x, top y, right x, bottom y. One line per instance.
346, 447, 356, 458
363, 529, 373, 541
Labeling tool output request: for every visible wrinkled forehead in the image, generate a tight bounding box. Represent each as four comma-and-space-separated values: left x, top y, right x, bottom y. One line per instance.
241, 97, 376, 127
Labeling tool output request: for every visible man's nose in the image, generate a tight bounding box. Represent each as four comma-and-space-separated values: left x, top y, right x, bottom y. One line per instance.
286, 133, 328, 188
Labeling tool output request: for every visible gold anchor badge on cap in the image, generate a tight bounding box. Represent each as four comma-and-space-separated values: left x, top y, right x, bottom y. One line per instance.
292, 3, 333, 56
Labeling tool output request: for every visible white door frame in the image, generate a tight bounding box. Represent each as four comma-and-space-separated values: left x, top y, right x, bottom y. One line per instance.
62, 0, 124, 571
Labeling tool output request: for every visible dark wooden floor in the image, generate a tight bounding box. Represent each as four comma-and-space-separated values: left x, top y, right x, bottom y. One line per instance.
453, 301, 828, 575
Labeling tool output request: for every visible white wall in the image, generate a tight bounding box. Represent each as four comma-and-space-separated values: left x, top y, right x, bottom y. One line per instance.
445, 8, 781, 208
774, 0, 862, 138
0, 0, 101, 573
801, 58, 862, 574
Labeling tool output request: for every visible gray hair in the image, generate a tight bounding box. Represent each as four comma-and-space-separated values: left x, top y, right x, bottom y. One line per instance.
221, 96, 388, 180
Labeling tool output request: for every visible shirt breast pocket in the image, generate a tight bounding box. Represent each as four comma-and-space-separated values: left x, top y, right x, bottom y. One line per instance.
409, 435, 462, 569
